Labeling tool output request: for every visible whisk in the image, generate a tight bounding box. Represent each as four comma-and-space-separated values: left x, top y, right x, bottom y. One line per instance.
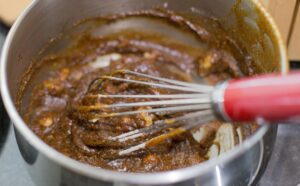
76, 70, 300, 156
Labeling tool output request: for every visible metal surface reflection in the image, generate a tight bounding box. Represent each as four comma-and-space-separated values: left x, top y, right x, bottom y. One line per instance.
216, 166, 223, 186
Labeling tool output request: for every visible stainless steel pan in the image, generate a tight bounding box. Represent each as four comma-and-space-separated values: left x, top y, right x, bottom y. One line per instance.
0, 0, 288, 185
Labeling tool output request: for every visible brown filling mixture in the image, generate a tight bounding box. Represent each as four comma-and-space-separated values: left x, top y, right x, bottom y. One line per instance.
22, 10, 258, 172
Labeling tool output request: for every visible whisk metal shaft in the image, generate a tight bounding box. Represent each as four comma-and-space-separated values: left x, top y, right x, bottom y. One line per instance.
77, 69, 216, 156
86, 93, 208, 99
78, 98, 210, 110
117, 70, 213, 91
101, 76, 209, 93
119, 112, 215, 156
111, 110, 214, 142
88, 104, 212, 120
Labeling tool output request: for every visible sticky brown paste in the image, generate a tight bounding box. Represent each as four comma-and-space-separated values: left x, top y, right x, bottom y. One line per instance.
20, 9, 258, 172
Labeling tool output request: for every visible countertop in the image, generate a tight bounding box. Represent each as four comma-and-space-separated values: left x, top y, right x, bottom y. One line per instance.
1, 28, 300, 186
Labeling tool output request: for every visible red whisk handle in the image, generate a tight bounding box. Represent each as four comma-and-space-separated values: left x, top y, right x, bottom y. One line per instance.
217, 72, 300, 122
